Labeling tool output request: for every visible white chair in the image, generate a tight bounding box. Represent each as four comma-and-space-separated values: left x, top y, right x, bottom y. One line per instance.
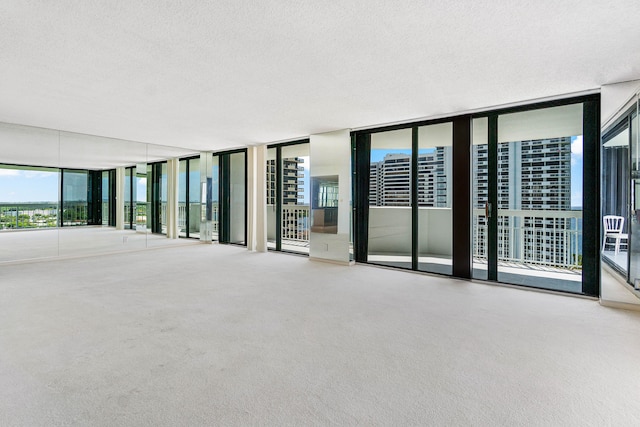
602, 215, 628, 255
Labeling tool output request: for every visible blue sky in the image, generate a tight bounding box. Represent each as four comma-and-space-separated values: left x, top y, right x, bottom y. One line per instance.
0, 139, 584, 207
0, 168, 59, 203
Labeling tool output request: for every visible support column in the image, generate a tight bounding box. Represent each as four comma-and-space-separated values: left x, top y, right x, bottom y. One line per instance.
255, 145, 268, 252
246, 146, 258, 250
115, 166, 125, 230
166, 158, 180, 239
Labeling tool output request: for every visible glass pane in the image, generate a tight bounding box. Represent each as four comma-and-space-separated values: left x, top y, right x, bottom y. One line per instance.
629, 109, 640, 286
178, 159, 187, 237
135, 164, 147, 232
266, 147, 276, 249
472, 117, 489, 280
124, 167, 133, 230
497, 104, 583, 292
0, 164, 59, 262
0, 165, 59, 231
188, 158, 201, 238
160, 163, 168, 234
62, 170, 88, 226
229, 152, 246, 244
602, 123, 629, 274
211, 156, 219, 241
418, 123, 452, 275
101, 171, 110, 225
281, 143, 310, 254
368, 128, 412, 268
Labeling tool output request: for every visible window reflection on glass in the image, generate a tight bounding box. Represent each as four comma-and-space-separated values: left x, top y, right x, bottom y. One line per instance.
229, 152, 246, 244
311, 175, 338, 234
188, 158, 200, 238
0, 164, 59, 230
62, 170, 88, 227
134, 164, 147, 232
628, 109, 639, 286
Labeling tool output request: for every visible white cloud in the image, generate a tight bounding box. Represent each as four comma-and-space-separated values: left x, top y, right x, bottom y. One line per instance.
24, 171, 56, 179
0, 169, 20, 176
571, 135, 583, 155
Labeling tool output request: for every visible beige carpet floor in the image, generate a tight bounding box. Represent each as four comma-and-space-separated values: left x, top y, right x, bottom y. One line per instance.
1, 244, 639, 426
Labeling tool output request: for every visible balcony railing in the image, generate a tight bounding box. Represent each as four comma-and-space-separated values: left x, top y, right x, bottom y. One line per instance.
282, 205, 309, 243
176, 202, 219, 234
472, 208, 582, 268
0, 202, 92, 229
0, 203, 59, 229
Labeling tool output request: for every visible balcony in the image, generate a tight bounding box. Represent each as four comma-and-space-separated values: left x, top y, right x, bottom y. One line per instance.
365, 206, 582, 292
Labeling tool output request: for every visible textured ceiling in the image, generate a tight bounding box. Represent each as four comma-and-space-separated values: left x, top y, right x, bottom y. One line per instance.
1, 0, 639, 154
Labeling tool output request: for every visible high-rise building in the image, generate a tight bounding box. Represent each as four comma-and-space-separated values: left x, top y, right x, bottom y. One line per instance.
266, 157, 305, 205
369, 139, 574, 266
266, 157, 307, 242
369, 147, 452, 207
472, 137, 574, 265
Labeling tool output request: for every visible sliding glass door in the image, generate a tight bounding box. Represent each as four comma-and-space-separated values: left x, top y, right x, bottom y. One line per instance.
368, 129, 413, 268
473, 103, 585, 293
266, 141, 310, 254
360, 125, 453, 275
353, 95, 599, 296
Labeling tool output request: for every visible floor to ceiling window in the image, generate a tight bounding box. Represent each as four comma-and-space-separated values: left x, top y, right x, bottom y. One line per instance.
354, 95, 599, 296
135, 165, 147, 232
178, 157, 200, 238
124, 166, 133, 230
266, 141, 310, 254
417, 123, 453, 275
602, 93, 639, 293
101, 170, 110, 225
367, 129, 413, 269
228, 151, 245, 245
356, 123, 453, 274
472, 102, 591, 294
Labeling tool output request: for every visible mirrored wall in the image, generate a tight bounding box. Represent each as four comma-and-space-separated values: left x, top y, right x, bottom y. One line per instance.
0, 122, 197, 263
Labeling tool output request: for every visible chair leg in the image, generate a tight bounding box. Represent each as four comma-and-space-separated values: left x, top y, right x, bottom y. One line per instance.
602, 237, 607, 253
615, 237, 620, 255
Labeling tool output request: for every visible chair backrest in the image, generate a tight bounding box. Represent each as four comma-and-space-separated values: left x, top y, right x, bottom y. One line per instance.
603, 215, 624, 233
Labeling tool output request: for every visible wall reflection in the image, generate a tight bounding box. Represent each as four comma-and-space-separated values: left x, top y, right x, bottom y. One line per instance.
0, 122, 197, 263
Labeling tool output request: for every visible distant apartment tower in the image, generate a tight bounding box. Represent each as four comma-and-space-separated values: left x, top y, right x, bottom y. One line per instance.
266, 156, 307, 242
266, 157, 304, 205
473, 137, 573, 265
369, 148, 452, 207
